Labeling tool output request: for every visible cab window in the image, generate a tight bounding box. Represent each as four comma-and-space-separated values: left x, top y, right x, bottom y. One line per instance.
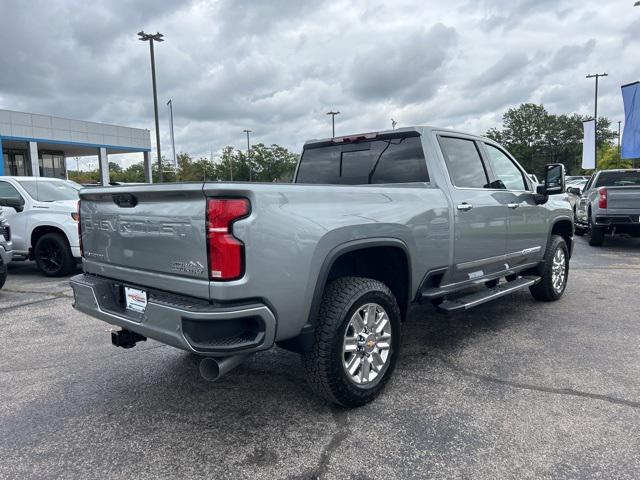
0, 181, 23, 201
484, 144, 528, 191
438, 137, 489, 188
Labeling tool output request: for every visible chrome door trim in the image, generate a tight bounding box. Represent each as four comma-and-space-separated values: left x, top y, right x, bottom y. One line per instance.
456, 246, 542, 270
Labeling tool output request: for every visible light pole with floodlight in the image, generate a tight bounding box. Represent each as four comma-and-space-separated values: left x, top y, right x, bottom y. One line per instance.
138, 30, 164, 182
326, 111, 340, 137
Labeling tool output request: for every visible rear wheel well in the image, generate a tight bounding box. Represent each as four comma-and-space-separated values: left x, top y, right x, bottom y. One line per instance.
325, 246, 410, 320
551, 220, 573, 257
31, 226, 69, 256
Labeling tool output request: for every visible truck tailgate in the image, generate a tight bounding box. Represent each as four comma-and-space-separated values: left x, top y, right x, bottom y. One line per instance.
79, 184, 209, 297
606, 186, 640, 210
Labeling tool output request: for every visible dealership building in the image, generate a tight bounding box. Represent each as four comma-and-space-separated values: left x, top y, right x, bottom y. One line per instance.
0, 108, 153, 184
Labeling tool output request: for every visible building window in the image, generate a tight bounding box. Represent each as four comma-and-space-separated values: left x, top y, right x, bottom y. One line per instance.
39, 152, 66, 178
3, 150, 28, 176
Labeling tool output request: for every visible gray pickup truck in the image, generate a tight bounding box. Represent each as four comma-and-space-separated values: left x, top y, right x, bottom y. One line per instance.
0, 208, 12, 289
574, 169, 640, 246
70, 127, 572, 407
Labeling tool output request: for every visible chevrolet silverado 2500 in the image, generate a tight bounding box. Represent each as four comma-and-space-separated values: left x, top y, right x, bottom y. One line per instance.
70, 127, 572, 407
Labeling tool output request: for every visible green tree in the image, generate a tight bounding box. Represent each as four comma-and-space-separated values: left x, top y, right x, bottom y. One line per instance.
74, 144, 299, 184
213, 144, 298, 182
108, 161, 122, 174
597, 143, 631, 170
487, 103, 618, 176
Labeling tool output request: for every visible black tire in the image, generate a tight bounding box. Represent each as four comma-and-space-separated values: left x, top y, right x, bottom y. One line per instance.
0, 260, 6, 290
588, 214, 605, 246
529, 235, 569, 302
34, 232, 75, 277
303, 276, 401, 407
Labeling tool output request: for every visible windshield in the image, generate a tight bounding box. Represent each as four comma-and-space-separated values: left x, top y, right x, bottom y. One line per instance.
595, 171, 640, 187
17, 180, 79, 202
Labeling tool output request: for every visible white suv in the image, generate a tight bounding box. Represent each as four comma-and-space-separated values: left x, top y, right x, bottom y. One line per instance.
0, 177, 81, 276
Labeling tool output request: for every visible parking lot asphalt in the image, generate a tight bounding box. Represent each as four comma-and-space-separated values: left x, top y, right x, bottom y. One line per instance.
1, 236, 639, 480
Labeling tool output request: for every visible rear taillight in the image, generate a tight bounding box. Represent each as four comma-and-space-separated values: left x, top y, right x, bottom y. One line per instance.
598, 187, 607, 209
206, 198, 250, 281
77, 200, 83, 257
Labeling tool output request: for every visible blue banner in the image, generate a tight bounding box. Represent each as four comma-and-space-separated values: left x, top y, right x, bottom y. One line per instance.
621, 81, 640, 159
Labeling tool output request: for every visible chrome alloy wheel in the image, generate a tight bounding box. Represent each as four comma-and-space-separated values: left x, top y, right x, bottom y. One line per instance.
342, 303, 392, 385
551, 248, 567, 293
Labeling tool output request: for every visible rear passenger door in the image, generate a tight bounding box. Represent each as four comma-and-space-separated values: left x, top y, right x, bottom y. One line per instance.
438, 135, 508, 284
480, 143, 547, 268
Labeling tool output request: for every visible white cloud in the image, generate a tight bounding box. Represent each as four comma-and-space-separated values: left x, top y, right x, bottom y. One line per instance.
0, 0, 636, 170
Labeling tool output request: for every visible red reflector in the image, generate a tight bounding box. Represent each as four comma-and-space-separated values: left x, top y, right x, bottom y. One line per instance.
598, 187, 607, 209
77, 200, 83, 257
206, 198, 250, 280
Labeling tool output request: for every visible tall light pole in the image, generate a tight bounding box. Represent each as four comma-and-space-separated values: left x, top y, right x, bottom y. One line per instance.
166, 99, 177, 170
586, 72, 608, 169
138, 30, 164, 182
243, 129, 252, 181
326, 111, 340, 137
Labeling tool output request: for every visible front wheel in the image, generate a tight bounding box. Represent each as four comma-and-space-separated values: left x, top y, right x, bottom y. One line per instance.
529, 235, 569, 301
34, 233, 75, 277
303, 276, 401, 407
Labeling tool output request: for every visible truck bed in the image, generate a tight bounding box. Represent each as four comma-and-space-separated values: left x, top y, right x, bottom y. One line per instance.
79, 181, 449, 339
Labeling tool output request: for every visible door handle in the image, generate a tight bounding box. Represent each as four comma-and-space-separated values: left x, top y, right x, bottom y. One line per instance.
457, 203, 473, 211
507, 203, 519, 209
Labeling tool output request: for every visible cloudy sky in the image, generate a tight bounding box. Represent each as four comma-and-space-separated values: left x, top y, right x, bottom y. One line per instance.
0, 0, 637, 169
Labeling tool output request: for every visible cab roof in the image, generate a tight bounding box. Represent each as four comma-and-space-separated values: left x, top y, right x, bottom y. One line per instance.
303, 126, 490, 148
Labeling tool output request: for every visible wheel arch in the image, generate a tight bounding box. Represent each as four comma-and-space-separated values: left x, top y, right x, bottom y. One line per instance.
30, 225, 70, 256
310, 238, 412, 323
277, 238, 412, 355
549, 217, 574, 258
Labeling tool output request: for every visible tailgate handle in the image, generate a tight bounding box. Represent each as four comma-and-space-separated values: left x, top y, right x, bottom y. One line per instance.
112, 194, 138, 208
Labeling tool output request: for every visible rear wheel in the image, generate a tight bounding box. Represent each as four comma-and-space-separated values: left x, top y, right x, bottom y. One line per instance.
303, 276, 401, 407
529, 235, 569, 301
588, 214, 605, 246
34, 233, 75, 277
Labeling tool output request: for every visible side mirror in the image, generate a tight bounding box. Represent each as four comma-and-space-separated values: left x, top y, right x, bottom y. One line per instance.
0, 196, 25, 213
537, 163, 565, 196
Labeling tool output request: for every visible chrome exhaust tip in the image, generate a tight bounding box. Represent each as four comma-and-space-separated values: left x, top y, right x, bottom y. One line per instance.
199, 354, 252, 382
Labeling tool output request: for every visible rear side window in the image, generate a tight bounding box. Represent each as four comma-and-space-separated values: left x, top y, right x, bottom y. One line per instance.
438, 137, 488, 188
296, 136, 429, 185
